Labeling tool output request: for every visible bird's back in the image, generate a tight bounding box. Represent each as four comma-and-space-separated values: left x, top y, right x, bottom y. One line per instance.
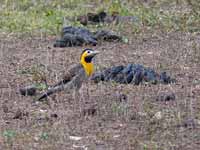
53, 63, 84, 87
37, 65, 87, 101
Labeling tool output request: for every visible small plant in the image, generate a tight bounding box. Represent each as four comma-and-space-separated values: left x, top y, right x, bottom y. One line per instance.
40, 132, 49, 140
3, 130, 16, 146
35, 83, 47, 91
3, 130, 16, 139
143, 144, 148, 150
111, 102, 128, 117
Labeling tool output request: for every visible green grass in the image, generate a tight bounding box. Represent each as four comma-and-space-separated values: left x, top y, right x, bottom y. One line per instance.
3, 129, 16, 147
0, 0, 200, 35
0, 0, 88, 34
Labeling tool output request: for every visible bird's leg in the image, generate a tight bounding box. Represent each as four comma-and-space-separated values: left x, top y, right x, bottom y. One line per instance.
73, 88, 86, 114
72, 89, 80, 112
78, 88, 85, 114
86, 82, 90, 102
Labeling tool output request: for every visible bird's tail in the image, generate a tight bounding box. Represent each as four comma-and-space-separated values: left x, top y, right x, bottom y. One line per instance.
37, 70, 85, 101
37, 85, 65, 101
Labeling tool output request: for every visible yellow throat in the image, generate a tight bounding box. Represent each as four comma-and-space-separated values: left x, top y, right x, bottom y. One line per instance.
81, 59, 94, 76
80, 54, 94, 76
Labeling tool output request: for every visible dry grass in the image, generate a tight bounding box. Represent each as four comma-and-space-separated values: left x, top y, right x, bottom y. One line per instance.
1, 31, 200, 149
1, 0, 200, 150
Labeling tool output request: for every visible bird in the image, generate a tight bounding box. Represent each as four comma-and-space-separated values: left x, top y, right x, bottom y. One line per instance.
37, 48, 99, 101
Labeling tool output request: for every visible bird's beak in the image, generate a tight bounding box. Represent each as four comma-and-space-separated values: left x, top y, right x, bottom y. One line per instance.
88, 50, 100, 57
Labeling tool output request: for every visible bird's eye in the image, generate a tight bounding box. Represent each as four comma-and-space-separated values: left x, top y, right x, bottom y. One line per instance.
87, 51, 90, 53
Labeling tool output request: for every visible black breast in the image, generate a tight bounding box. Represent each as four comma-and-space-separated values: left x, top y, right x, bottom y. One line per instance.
84, 55, 93, 63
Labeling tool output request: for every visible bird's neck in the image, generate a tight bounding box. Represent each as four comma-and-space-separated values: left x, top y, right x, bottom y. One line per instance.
80, 60, 94, 76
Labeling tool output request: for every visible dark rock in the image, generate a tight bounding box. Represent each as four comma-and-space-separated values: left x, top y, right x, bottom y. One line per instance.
94, 30, 122, 42
132, 69, 143, 85
54, 26, 97, 47
160, 72, 176, 84
54, 26, 121, 47
104, 65, 124, 81
77, 11, 107, 25
87, 11, 107, 23
122, 64, 133, 74
91, 65, 125, 82
91, 72, 105, 83
156, 92, 176, 102
143, 68, 158, 83
50, 113, 58, 118
91, 64, 175, 85
77, 11, 138, 26
112, 64, 134, 84
19, 85, 37, 96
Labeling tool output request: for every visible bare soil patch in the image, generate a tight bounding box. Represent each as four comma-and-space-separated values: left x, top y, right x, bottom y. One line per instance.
1, 32, 200, 149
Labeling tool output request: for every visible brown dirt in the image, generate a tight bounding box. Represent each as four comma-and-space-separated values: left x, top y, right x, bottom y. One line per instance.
1, 32, 200, 149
